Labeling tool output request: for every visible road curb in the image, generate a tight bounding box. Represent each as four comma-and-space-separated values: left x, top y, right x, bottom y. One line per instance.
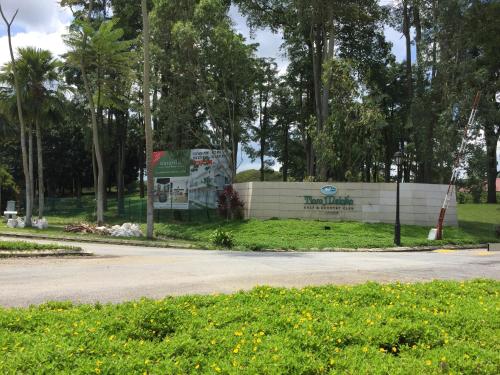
0, 232, 201, 250
0, 232, 490, 253
253, 244, 488, 253
0, 250, 93, 258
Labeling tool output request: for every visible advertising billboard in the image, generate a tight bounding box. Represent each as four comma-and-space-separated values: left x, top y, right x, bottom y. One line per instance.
152, 149, 231, 210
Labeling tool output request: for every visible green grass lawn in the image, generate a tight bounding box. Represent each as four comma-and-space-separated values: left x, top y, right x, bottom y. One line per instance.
457, 204, 500, 240
0, 280, 498, 373
0, 200, 497, 250
154, 216, 496, 250
0, 240, 80, 252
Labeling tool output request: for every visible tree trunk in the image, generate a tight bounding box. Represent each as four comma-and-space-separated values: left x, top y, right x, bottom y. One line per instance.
28, 123, 34, 213
259, 89, 265, 181
402, 0, 413, 184
485, 126, 498, 204
82, 66, 105, 225
79, 0, 104, 224
260, 94, 269, 182
116, 113, 126, 216
139, 146, 145, 198
0, 6, 32, 226
92, 143, 98, 200
282, 124, 289, 182
142, 0, 154, 238
35, 118, 44, 218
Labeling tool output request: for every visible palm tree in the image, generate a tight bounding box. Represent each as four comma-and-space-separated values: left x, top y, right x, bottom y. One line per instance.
15, 47, 60, 219
1, 48, 60, 219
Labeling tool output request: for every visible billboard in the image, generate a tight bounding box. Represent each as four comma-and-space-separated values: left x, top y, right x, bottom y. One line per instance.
152, 149, 231, 210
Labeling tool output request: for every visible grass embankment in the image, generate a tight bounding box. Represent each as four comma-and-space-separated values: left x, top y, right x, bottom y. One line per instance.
0, 280, 498, 373
456, 203, 499, 241
0, 202, 497, 250
155, 217, 495, 250
0, 240, 80, 252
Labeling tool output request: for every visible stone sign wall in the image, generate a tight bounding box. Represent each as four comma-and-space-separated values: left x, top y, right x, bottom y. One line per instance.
233, 182, 458, 227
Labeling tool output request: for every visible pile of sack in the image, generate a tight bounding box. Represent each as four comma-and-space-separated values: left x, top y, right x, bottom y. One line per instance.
109, 223, 143, 237
6, 217, 48, 229
7, 217, 49, 229
7, 217, 25, 228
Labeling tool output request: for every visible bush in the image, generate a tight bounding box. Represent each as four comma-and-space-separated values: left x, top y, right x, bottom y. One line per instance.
209, 228, 234, 248
217, 185, 244, 220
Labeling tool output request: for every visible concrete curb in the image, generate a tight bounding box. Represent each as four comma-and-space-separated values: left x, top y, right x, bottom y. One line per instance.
1, 231, 490, 253
0, 232, 201, 250
250, 244, 489, 253
0, 250, 93, 258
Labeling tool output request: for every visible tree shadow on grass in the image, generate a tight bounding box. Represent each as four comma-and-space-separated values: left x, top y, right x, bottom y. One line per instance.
458, 220, 498, 242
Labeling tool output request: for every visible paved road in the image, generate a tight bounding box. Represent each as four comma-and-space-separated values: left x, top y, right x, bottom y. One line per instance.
0, 237, 498, 307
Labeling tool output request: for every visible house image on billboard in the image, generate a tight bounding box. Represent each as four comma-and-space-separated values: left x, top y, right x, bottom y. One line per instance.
188, 150, 231, 209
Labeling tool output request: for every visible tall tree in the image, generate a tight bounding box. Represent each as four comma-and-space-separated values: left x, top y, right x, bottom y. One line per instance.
142, 0, 154, 238
15, 47, 60, 218
246, 58, 278, 181
0, 4, 33, 226
64, 2, 132, 223
235, 0, 386, 179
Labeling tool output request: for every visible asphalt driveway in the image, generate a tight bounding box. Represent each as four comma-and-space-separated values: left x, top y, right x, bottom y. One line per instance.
0, 237, 498, 307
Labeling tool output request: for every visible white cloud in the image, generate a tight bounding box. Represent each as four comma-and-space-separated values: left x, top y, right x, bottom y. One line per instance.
0, 22, 68, 67
0, 0, 71, 67
0, 0, 71, 33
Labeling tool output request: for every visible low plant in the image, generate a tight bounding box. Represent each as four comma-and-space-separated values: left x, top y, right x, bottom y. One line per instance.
217, 185, 244, 220
209, 227, 234, 248
0, 280, 498, 374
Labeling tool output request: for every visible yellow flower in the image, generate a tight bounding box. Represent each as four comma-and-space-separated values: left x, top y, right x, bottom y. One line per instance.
425, 360, 432, 366
233, 348, 239, 354
195, 364, 200, 369
392, 347, 397, 353
362, 347, 368, 353
95, 369, 101, 374
234, 331, 243, 336
379, 348, 386, 353
441, 357, 446, 362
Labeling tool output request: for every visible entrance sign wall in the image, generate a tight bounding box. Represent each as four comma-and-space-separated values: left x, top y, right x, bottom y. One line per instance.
233, 182, 458, 227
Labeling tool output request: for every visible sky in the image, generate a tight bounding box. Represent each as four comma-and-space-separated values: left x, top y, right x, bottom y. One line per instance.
0, 0, 497, 172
